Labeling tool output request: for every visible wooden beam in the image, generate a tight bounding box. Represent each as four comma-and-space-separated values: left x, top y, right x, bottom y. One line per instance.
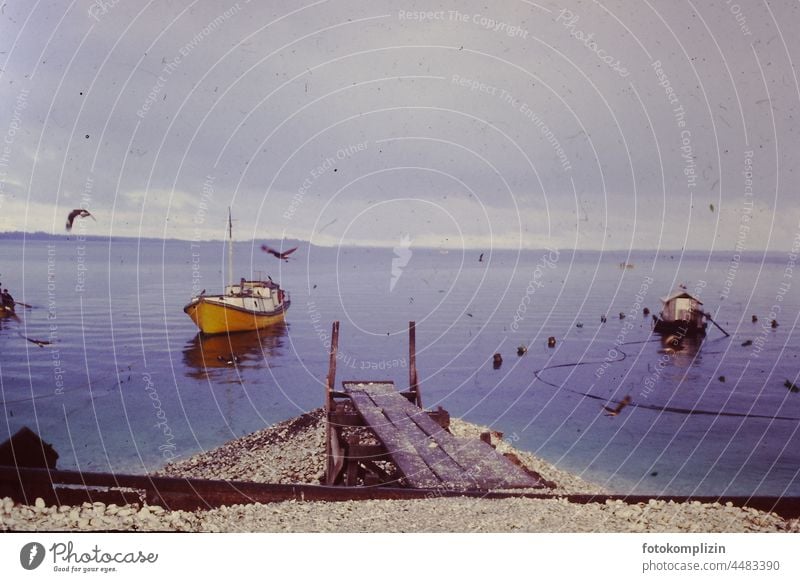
5, 466, 800, 520
324, 321, 341, 485
347, 389, 441, 488
409, 321, 421, 407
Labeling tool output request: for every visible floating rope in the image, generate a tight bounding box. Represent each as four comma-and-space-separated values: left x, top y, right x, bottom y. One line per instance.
531, 339, 800, 422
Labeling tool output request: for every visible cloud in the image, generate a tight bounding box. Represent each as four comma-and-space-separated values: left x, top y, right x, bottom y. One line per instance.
0, 0, 796, 250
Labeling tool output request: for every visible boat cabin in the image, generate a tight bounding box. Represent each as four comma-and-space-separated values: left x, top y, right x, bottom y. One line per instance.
653, 290, 707, 336
225, 278, 279, 298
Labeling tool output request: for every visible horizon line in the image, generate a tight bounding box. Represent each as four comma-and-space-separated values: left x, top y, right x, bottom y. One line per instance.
0, 230, 786, 254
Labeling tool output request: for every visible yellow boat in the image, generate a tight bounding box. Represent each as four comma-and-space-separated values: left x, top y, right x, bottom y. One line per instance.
183, 209, 291, 334
183, 279, 290, 334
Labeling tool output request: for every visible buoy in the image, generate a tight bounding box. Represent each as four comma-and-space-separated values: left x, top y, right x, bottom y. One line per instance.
547, 337, 556, 348
752, 315, 758, 323
718, 375, 726, 383
493, 353, 503, 368
517, 346, 527, 356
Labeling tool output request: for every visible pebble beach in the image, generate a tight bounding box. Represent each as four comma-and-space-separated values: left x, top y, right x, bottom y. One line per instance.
1, 410, 798, 533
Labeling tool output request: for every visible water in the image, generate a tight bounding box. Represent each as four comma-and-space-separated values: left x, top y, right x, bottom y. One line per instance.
1, 237, 798, 496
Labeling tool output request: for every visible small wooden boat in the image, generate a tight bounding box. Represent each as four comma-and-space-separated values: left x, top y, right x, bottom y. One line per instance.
652, 289, 707, 337
183, 210, 290, 335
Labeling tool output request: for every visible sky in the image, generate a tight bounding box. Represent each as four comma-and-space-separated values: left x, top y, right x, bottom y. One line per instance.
0, 0, 797, 251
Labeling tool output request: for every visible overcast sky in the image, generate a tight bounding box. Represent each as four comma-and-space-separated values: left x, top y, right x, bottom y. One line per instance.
0, 0, 797, 250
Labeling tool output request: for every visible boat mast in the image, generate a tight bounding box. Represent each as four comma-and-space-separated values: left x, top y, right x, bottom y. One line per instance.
227, 207, 234, 290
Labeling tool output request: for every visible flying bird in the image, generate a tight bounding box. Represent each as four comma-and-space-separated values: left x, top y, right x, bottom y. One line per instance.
260, 244, 298, 261
65, 209, 96, 231
603, 395, 632, 417
19, 333, 52, 347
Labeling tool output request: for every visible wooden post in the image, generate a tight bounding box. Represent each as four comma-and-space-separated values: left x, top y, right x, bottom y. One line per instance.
324, 321, 340, 485
326, 321, 340, 405
409, 321, 421, 408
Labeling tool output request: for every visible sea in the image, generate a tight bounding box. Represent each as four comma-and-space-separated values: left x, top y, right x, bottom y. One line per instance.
1, 236, 798, 496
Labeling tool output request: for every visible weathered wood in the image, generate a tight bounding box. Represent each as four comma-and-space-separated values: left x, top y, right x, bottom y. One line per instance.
408, 321, 421, 407
328, 412, 363, 427
449, 438, 543, 489
427, 406, 450, 430
347, 388, 441, 488
326, 321, 340, 401
325, 321, 342, 485
345, 382, 542, 489
403, 407, 541, 488
368, 391, 477, 489
346, 444, 387, 461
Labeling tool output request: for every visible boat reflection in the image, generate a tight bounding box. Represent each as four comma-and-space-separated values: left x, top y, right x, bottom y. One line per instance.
657, 333, 703, 367
182, 323, 287, 379
0, 307, 18, 330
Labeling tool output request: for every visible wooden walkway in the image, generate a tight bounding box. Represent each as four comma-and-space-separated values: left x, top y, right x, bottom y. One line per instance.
324, 321, 546, 490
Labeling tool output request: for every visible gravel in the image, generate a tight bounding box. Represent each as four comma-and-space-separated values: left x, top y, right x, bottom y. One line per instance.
2, 410, 798, 532
3, 496, 797, 533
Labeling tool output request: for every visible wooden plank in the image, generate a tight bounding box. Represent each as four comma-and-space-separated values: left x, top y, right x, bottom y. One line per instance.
403, 408, 542, 489
367, 391, 477, 489
342, 381, 540, 489
449, 438, 545, 489
342, 381, 394, 394
346, 390, 441, 488
356, 383, 540, 489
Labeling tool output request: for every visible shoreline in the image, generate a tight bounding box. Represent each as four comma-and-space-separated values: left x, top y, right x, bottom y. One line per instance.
1, 410, 798, 532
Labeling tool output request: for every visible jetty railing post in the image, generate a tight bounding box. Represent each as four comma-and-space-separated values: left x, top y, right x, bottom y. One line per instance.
324, 321, 340, 485
409, 321, 421, 408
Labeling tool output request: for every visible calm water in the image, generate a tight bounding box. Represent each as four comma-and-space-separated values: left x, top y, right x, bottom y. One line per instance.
1, 237, 798, 496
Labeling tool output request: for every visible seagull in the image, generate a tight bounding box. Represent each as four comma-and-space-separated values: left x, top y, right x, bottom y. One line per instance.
603, 395, 632, 417
19, 333, 52, 347
216, 354, 241, 365
260, 244, 298, 261
65, 209, 96, 231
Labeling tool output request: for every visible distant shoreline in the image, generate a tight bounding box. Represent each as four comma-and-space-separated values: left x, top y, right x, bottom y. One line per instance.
0, 232, 788, 256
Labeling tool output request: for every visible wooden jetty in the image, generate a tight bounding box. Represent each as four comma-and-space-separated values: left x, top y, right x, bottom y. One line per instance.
323, 321, 545, 490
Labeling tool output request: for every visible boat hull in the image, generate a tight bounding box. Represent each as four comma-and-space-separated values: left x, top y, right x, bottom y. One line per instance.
653, 318, 707, 337
183, 297, 289, 335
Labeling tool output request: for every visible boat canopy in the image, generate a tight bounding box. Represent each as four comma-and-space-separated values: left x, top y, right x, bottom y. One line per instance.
660, 290, 703, 305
